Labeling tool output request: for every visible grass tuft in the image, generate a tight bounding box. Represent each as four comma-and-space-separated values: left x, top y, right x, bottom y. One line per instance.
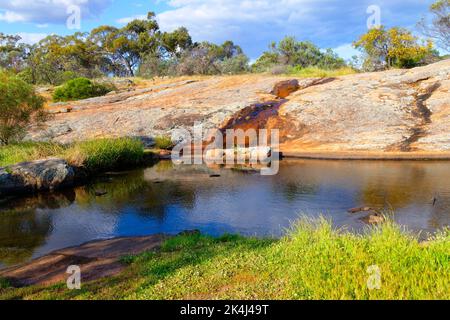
0, 142, 66, 167
153, 136, 174, 150
64, 138, 144, 172
0, 138, 145, 172
288, 66, 357, 78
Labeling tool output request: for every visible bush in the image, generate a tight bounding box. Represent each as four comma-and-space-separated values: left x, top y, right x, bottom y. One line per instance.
270, 64, 289, 75
16, 68, 34, 84
138, 54, 177, 78
53, 78, 112, 102
217, 54, 250, 74
0, 71, 45, 145
153, 136, 174, 150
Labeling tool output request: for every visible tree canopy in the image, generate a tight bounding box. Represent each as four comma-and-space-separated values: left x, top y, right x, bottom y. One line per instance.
418, 0, 450, 51
354, 26, 435, 70
253, 36, 346, 73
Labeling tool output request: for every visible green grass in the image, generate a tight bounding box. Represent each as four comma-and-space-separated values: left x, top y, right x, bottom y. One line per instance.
288, 66, 357, 78
64, 138, 145, 172
0, 142, 66, 167
153, 136, 174, 150
0, 138, 145, 172
0, 278, 11, 289
1, 218, 448, 300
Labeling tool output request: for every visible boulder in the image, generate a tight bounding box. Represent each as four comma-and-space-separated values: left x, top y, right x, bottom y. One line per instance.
0, 158, 76, 195
271, 79, 300, 98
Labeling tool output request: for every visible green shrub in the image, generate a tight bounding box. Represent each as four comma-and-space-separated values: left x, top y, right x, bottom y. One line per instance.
0, 71, 45, 145
53, 78, 112, 102
154, 136, 174, 150
16, 68, 34, 84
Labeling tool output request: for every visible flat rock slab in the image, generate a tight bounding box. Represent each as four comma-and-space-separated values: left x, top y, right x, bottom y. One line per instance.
0, 235, 166, 287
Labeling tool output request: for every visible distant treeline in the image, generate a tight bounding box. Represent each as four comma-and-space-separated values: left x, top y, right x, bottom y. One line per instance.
0, 1, 448, 85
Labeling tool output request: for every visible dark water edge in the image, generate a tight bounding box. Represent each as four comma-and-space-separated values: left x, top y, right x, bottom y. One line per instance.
0, 159, 449, 268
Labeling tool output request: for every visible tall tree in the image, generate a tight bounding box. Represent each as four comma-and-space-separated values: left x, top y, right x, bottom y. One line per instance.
89, 25, 126, 76
161, 27, 193, 59
0, 33, 29, 73
113, 12, 161, 76
418, 0, 450, 51
354, 26, 434, 70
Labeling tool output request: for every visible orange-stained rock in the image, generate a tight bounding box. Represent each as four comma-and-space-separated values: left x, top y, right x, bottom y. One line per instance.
271, 79, 300, 98
26, 60, 450, 159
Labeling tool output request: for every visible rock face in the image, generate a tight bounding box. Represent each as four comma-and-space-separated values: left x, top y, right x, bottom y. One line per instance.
276, 60, 450, 157
27, 60, 450, 158
28, 76, 286, 146
0, 158, 76, 195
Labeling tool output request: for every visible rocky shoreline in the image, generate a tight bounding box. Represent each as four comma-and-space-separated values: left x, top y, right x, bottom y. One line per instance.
0, 149, 166, 197
0, 234, 168, 287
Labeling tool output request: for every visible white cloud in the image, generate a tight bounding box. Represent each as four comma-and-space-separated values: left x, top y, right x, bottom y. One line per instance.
116, 14, 147, 25
150, 0, 361, 57
16, 32, 48, 44
0, 10, 26, 22
333, 43, 360, 61
0, 0, 112, 24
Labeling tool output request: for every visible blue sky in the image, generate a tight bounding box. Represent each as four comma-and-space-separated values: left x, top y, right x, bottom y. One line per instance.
0, 0, 439, 60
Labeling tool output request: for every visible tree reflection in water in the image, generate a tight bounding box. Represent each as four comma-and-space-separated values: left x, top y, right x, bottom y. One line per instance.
0, 160, 449, 267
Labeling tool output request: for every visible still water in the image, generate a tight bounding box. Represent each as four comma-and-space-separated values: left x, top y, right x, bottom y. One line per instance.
0, 160, 449, 267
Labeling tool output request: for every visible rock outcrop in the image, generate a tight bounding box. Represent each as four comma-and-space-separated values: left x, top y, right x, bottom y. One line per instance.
276, 60, 450, 158
0, 158, 76, 195
27, 60, 450, 158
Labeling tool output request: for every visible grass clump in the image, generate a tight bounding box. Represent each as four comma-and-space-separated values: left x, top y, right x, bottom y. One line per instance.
53, 78, 113, 102
288, 66, 356, 78
63, 138, 145, 172
153, 136, 174, 150
0, 142, 66, 167
0, 278, 11, 289
0, 138, 145, 172
1, 218, 448, 300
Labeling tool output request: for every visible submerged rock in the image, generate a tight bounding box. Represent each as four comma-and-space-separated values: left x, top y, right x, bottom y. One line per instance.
0, 158, 76, 195
0, 234, 165, 287
361, 213, 386, 225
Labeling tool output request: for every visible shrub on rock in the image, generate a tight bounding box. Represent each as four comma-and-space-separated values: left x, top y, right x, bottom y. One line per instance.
53, 78, 112, 102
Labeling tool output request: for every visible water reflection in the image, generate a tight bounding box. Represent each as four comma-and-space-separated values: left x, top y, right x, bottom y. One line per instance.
0, 159, 449, 267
